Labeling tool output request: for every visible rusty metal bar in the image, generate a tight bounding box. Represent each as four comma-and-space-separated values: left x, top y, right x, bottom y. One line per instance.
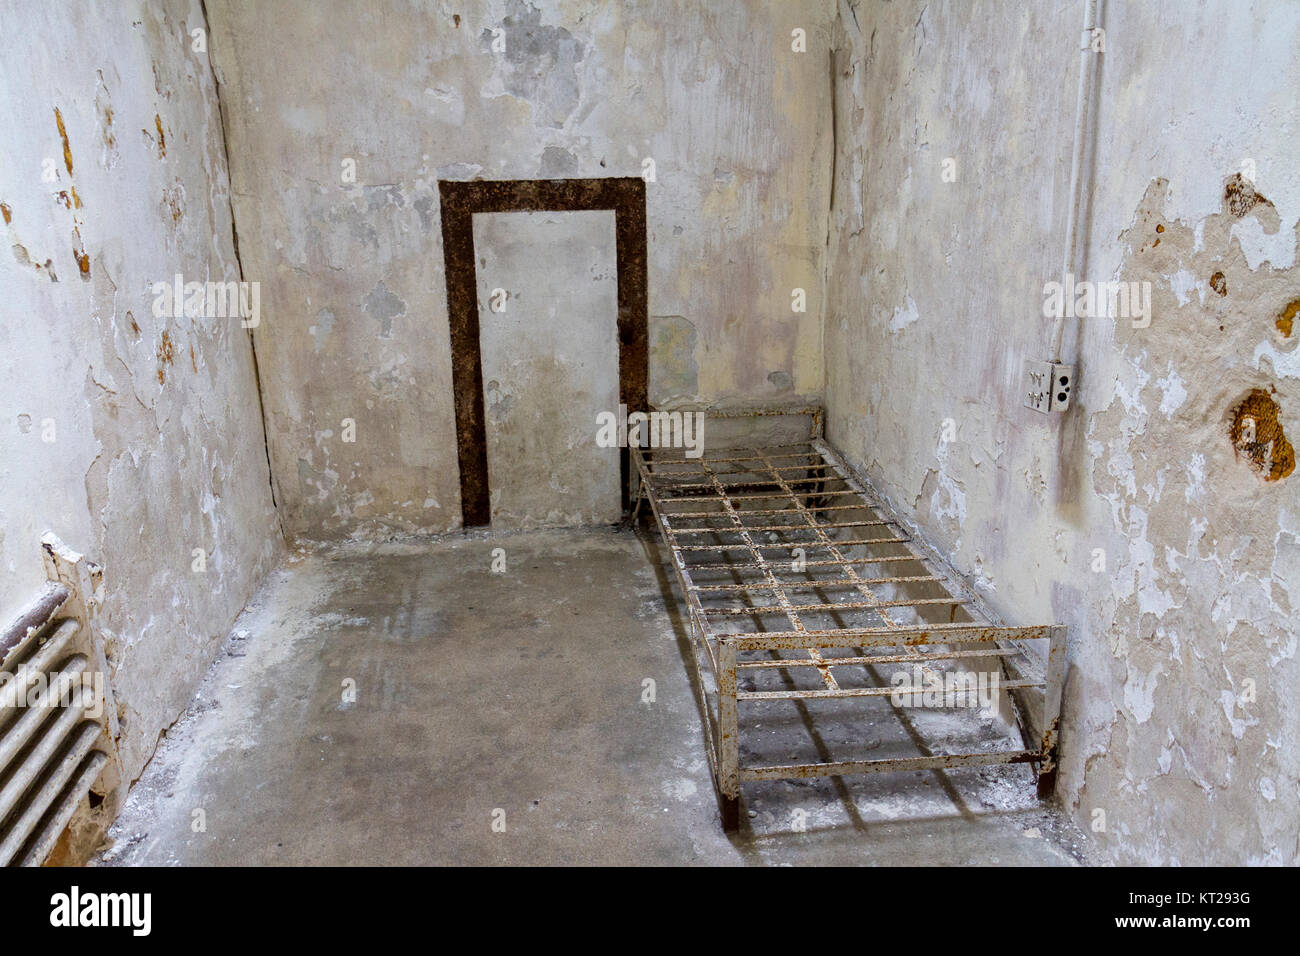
739, 647, 1023, 669
725, 624, 1054, 651
649, 462, 835, 476
738, 677, 1044, 702
687, 554, 917, 571
672, 519, 893, 535
668, 488, 865, 504
665, 502, 872, 519
1037, 624, 1068, 798
702, 597, 967, 616
691, 574, 939, 593
652, 475, 854, 492
643, 445, 820, 465
674, 536, 912, 552
739, 749, 1039, 782
716, 640, 741, 828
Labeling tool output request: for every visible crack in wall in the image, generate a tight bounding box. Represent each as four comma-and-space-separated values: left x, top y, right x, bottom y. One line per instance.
199, 0, 282, 533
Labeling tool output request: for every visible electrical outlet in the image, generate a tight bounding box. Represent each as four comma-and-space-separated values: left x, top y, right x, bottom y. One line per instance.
1024, 360, 1075, 413
1024, 359, 1052, 412
1050, 363, 1074, 411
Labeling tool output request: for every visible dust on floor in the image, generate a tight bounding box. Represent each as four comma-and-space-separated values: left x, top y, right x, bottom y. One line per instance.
96, 527, 1088, 866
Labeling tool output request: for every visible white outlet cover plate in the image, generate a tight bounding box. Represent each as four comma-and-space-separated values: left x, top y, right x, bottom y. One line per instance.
1023, 359, 1054, 413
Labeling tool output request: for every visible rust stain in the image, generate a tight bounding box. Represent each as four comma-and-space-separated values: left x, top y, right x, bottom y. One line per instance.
70, 187, 83, 209
1224, 173, 1271, 218
1209, 271, 1227, 296
189, 343, 197, 373
57, 191, 72, 209
101, 104, 116, 150
127, 311, 140, 336
1155, 223, 1164, 233
72, 226, 89, 279
163, 183, 184, 224
157, 330, 176, 384
54, 107, 74, 176
0, 202, 10, 225
154, 114, 166, 157
152, 62, 167, 100
1278, 298, 1299, 338
1230, 389, 1294, 482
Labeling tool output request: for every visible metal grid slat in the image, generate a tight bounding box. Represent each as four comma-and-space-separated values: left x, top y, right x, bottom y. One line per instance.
634, 427, 1066, 830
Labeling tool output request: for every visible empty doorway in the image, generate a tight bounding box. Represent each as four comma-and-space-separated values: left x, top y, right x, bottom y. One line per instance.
438, 177, 648, 528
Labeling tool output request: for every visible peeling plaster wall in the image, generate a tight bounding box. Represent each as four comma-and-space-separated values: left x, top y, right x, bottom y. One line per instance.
205, 0, 834, 539
0, 0, 282, 783
825, 0, 1300, 863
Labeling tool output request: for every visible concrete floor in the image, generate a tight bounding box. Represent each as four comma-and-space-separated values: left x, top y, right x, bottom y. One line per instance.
97, 527, 1087, 866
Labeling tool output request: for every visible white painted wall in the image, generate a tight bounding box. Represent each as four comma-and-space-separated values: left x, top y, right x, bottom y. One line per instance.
0, 0, 281, 782
825, 0, 1300, 863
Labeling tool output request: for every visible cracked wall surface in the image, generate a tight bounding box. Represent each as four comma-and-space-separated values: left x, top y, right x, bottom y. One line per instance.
0, 0, 282, 783
204, 0, 834, 540
825, 0, 1300, 863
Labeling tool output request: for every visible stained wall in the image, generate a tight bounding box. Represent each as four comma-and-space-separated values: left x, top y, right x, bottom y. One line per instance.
824, 0, 1300, 863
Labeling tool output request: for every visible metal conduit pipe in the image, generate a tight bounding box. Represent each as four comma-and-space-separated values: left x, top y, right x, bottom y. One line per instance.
1049, 0, 1102, 364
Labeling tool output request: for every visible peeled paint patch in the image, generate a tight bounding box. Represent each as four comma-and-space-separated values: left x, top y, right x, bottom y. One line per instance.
362, 280, 406, 338
310, 308, 335, 352
480, 1, 585, 129
413, 195, 435, 234
1278, 298, 1299, 338
1229, 388, 1295, 482
538, 146, 578, 178
767, 370, 794, 391
1223, 173, 1271, 218
649, 315, 698, 403
888, 293, 919, 332
1156, 369, 1187, 417
72, 227, 90, 278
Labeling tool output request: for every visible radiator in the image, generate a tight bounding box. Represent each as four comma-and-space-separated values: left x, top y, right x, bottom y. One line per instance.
0, 534, 121, 866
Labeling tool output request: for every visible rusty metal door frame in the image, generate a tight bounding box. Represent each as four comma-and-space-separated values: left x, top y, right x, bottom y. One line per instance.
437, 177, 648, 528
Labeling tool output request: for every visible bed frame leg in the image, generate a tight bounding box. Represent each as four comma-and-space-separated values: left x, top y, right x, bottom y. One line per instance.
720, 794, 741, 832
1036, 766, 1058, 800
716, 640, 742, 832
1036, 625, 1067, 801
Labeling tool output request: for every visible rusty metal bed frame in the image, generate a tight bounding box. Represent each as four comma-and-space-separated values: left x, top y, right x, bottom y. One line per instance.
631, 407, 1065, 830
